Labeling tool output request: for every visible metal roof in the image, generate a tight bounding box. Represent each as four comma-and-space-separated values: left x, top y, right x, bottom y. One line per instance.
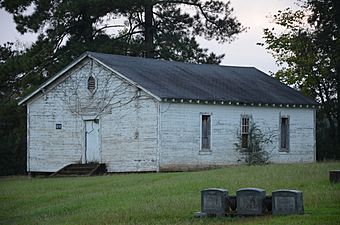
19, 51, 317, 106
88, 52, 316, 105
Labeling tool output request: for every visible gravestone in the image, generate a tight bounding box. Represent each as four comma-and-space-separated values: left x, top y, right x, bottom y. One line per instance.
329, 170, 340, 183
201, 188, 228, 216
272, 189, 304, 215
236, 188, 266, 215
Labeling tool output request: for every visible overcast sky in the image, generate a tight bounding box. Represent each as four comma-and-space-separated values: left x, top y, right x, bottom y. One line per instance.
0, 0, 299, 74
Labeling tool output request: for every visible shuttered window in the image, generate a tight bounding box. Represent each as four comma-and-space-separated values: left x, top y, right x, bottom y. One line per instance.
201, 115, 211, 150
241, 116, 250, 148
88, 76, 96, 93
280, 117, 289, 151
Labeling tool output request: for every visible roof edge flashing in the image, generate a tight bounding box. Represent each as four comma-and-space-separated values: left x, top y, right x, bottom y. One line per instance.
161, 98, 319, 109
18, 53, 90, 106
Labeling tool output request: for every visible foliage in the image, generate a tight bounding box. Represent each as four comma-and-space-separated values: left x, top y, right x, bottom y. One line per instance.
259, 0, 340, 159
1, 162, 340, 224
0, 0, 245, 67
0, 43, 27, 176
0, 0, 245, 175
234, 122, 273, 165
316, 115, 339, 160
0, 100, 26, 176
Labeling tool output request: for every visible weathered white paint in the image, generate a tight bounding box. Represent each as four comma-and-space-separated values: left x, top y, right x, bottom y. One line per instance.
159, 103, 316, 171
19, 54, 89, 105
85, 120, 101, 163
27, 58, 159, 172
25, 57, 316, 173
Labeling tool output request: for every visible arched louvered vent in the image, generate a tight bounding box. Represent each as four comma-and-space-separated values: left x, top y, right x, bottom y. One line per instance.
88, 76, 96, 93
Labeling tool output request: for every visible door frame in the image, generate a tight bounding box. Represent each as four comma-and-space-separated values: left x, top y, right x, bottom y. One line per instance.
83, 116, 102, 163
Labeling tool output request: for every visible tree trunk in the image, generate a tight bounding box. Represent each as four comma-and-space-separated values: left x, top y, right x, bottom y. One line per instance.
144, 2, 154, 58
79, 5, 94, 43
335, 68, 340, 158
334, 0, 340, 158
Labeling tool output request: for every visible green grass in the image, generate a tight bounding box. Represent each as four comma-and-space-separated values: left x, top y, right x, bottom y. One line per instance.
1, 162, 340, 225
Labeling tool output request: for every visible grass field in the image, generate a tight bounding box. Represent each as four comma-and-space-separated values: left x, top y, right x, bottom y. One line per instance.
1, 162, 340, 225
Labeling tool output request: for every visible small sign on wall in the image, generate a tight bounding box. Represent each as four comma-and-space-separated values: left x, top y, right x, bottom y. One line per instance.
56, 124, 62, 129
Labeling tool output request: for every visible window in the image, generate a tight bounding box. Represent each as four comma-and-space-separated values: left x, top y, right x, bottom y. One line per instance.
241, 116, 250, 148
87, 76, 96, 93
280, 117, 289, 151
201, 114, 211, 150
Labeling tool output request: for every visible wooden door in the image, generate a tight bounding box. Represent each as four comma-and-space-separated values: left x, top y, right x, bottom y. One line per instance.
85, 120, 100, 163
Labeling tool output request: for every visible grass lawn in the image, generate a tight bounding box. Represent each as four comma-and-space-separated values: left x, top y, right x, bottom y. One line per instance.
1, 162, 340, 225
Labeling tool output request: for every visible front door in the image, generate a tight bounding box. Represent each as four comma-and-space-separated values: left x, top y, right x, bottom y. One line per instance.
85, 120, 100, 163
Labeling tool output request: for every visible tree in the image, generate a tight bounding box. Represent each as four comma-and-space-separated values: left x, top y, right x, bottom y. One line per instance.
1, 0, 245, 99
0, 43, 27, 175
1, 0, 244, 65
259, 0, 340, 159
0, 0, 245, 175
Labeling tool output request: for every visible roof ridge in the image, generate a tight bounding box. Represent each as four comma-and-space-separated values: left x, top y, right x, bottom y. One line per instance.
86, 51, 257, 69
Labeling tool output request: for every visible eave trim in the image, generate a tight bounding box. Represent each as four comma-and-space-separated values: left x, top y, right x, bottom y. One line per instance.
18, 53, 89, 105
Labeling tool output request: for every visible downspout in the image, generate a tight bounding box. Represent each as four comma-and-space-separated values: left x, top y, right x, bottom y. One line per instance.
26, 103, 30, 173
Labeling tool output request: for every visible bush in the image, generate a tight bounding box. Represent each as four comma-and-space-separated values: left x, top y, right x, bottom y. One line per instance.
234, 122, 273, 165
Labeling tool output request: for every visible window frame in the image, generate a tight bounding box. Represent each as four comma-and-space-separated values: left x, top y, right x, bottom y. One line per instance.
87, 75, 97, 94
200, 113, 212, 151
240, 115, 250, 149
279, 115, 290, 152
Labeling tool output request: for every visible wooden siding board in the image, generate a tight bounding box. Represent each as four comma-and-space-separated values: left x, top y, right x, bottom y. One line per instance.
28, 59, 158, 172
159, 103, 315, 169
27, 57, 316, 173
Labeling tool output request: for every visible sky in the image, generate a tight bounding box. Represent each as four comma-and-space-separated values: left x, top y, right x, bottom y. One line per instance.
0, 0, 299, 74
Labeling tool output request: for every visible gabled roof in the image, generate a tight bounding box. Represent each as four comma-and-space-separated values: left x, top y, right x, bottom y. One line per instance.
19, 51, 317, 106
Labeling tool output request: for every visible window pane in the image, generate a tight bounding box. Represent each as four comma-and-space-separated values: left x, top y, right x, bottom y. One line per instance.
242, 117, 249, 134
201, 115, 211, 149
241, 116, 249, 148
281, 117, 289, 149
242, 134, 248, 148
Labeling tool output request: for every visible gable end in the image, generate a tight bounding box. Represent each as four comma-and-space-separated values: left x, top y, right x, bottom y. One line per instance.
18, 53, 161, 106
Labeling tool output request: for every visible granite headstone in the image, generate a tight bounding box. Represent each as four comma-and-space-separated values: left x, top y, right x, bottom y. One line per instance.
201, 188, 228, 216
272, 189, 304, 215
330, 170, 340, 183
236, 188, 266, 215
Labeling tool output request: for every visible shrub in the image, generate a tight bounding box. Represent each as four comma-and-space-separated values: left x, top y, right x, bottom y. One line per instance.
235, 121, 274, 165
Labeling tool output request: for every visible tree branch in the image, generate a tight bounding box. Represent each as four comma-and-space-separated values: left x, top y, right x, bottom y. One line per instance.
154, 0, 220, 27
93, 24, 126, 37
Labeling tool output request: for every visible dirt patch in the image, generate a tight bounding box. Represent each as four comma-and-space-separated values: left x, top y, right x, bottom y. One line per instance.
160, 164, 222, 172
